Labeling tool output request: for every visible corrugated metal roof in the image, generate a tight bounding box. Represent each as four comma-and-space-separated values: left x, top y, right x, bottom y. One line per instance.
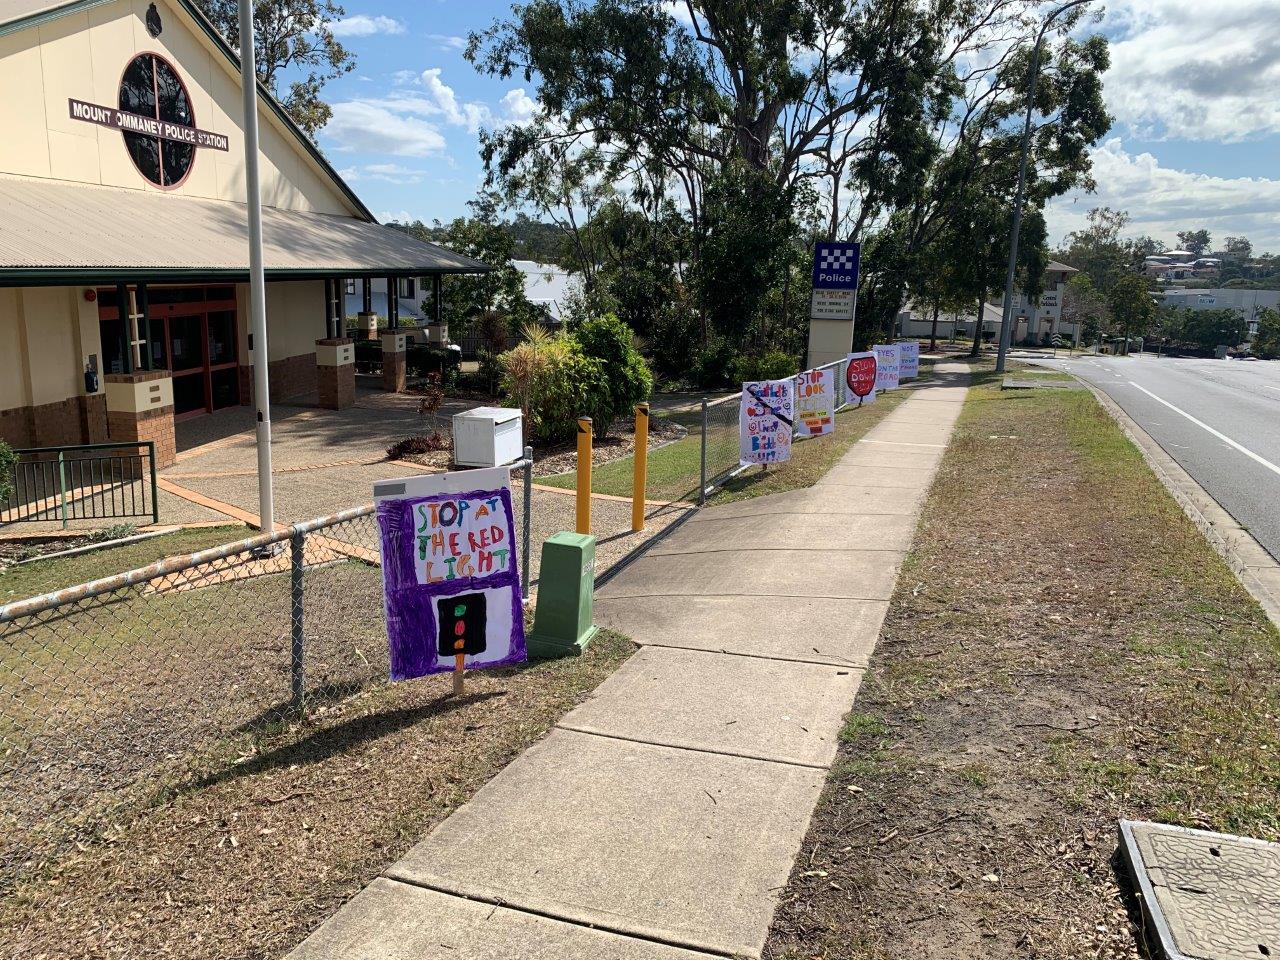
0, 176, 489, 280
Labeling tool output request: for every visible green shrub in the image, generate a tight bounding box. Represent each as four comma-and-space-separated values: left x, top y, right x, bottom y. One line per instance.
573, 313, 653, 431
690, 338, 737, 388
500, 334, 611, 444
730, 350, 798, 383
0, 441, 16, 503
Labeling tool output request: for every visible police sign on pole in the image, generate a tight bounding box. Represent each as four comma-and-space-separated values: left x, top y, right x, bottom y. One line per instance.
809, 241, 860, 321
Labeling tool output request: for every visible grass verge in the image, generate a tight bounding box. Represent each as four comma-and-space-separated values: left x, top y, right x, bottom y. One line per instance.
765, 364, 1280, 959
0, 629, 636, 958
0, 525, 248, 605
541, 364, 933, 504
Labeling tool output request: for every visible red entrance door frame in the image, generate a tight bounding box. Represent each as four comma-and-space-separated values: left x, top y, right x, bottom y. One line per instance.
97, 285, 240, 420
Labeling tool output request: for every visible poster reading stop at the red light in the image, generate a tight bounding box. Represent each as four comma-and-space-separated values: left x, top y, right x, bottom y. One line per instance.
845, 351, 878, 405
374, 468, 526, 680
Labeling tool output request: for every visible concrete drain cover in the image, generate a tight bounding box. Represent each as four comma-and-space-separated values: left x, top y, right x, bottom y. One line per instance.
1119, 820, 1279, 960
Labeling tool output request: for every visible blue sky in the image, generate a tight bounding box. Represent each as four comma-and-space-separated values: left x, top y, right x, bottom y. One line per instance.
318, 1, 1280, 253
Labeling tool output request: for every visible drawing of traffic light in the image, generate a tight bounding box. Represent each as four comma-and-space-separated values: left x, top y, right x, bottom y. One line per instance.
436, 592, 488, 658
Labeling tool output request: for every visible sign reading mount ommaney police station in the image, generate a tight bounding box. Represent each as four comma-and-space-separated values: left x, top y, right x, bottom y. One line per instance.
810, 241, 860, 321
68, 98, 230, 152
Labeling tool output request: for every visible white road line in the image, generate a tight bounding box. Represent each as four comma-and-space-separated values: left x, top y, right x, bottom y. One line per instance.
1128, 381, 1280, 479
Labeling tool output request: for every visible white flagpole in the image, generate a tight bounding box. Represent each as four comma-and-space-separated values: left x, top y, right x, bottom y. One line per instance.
237, 0, 275, 531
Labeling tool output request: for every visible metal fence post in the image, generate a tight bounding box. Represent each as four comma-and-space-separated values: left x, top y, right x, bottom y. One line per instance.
57, 451, 68, 529
147, 441, 159, 526
289, 528, 306, 712
699, 398, 708, 507
521, 444, 532, 597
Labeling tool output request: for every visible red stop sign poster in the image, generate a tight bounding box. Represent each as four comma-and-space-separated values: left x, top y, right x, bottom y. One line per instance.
845, 351, 878, 405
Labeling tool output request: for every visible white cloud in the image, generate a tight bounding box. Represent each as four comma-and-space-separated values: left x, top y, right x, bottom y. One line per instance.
331, 14, 406, 38
1048, 139, 1280, 252
429, 34, 467, 51
324, 101, 446, 157
377, 209, 418, 225
1100, 0, 1280, 141
420, 68, 492, 132
500, 88, 537, 126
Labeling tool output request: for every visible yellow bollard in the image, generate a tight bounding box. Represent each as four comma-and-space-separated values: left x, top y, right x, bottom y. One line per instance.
632, 402, 649, 532
576, 417, 592, 534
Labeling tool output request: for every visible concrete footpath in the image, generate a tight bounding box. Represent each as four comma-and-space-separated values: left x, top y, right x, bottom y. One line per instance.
290, 363, 971, 960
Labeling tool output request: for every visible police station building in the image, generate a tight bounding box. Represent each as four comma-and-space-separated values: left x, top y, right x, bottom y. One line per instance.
0, 0, 484, 467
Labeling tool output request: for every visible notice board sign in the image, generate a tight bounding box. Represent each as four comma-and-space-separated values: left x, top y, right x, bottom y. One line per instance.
795, 367, 836, 438
740, 378, 795, 466
374, 468, 526, 680
898, 341, 920, 379
873, 344, 901, 391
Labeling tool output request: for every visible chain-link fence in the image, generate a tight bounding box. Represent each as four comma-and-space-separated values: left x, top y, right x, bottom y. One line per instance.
0, 457, 532, 889
696, 357, 862, 502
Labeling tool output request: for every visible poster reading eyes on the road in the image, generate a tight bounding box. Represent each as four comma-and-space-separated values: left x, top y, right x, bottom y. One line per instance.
374, 468, 526, 681
898, 341, 920, 379
874, 344, 901, 391
794, 367, 835, 438
740, 378, 795, 466
845, 351, 878, 405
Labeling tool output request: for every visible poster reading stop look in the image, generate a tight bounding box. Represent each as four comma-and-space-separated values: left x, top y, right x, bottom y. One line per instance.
374, 468, 526, 680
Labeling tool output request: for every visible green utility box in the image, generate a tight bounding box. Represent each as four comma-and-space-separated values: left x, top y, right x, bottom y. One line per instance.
528, 531, 599, 658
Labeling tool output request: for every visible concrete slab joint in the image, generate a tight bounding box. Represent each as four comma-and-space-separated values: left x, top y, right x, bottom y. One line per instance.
288, 361, 974, 960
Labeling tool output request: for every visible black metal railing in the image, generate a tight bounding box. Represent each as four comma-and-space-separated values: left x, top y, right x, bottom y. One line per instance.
2, 442, 159, 528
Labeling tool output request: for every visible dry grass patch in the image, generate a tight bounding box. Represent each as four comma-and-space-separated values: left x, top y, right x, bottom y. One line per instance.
765, 365, 1280, 960
1, 630, 635, 959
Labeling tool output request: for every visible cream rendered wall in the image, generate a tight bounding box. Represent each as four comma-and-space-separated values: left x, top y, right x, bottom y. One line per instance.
0, 290, 31, 410
19, 288, 84, 406
0, 0, 357, 217
236, 281, 326, 363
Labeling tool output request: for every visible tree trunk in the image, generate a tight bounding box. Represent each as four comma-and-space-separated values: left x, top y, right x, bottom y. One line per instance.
929, 304, 940, 352
969, 296, 983, 358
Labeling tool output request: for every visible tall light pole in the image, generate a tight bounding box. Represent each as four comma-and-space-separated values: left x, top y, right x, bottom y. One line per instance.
995, 0, 1092, 374
238, 0, 276, 531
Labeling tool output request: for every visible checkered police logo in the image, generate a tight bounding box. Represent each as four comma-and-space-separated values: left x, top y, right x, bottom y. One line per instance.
819, 248, 857, 271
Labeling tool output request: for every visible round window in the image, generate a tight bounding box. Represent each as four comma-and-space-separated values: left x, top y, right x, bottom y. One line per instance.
118, 53, 195, 187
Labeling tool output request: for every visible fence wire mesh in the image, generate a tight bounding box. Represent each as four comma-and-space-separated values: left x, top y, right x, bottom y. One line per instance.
0, 456, 533, 889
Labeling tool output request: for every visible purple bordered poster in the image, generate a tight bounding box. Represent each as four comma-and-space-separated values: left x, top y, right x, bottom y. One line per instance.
374, 467, 526, 680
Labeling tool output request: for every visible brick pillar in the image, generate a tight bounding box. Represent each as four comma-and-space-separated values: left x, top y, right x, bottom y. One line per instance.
356, 312, 380, 341
381, 331, 407, 393
104, 371, 176, 468
316, 337, 356, 410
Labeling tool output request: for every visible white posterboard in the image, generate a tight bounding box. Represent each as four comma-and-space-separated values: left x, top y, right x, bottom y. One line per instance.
740, 378, 795, 466
845, 351, 878, 405
794, 367, 835, 438
873, 344, 901, 391
898, 341, 919, 379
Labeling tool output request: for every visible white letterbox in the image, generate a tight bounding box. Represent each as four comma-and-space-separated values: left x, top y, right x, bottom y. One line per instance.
452, 406, 525, 467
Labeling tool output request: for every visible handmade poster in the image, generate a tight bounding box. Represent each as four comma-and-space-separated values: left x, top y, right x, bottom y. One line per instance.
845, 351, 878, 406
740, 378, 795, 466
873, 343, 901, 391
374, 468, 526, 680
794, 367, 836, 438
898, 340, 920, 379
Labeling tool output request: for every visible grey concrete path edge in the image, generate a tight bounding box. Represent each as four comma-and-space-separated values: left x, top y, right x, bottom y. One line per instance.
1087, 384, 1280, 631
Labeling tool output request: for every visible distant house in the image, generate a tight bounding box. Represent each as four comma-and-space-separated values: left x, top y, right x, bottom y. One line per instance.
514, 260, 578, 323
897, 261, 1080, 345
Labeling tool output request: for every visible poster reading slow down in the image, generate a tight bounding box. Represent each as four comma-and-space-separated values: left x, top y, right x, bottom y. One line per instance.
845, 351, 878, 405
740, 378, 794, 466
374, 468, 526, 680
794, 367, 835, 438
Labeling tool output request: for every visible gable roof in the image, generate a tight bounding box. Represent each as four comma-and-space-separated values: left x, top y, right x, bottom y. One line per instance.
0, 0, 374, 222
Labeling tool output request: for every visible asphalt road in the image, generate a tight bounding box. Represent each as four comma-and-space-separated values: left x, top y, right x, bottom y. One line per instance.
1026, 351, 1280, 562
